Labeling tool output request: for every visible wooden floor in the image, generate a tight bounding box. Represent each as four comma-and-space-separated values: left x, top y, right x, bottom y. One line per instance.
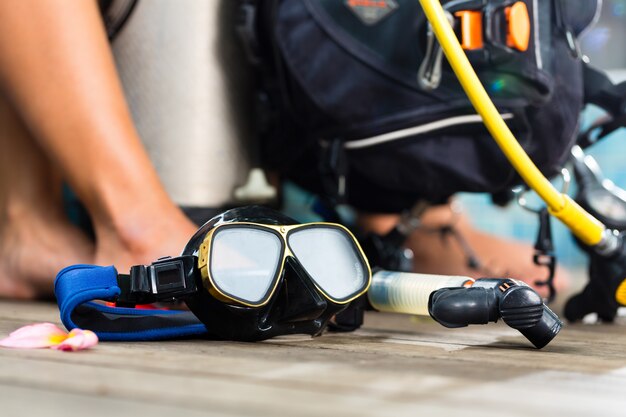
1, 300, 626, 417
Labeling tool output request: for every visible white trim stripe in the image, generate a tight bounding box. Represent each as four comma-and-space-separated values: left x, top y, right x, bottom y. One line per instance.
344, 113, 514, 150
533, 0, 543, 70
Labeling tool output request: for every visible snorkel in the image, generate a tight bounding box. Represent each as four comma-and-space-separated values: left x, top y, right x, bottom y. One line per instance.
416, 0, 626, 322
367, 271, 561, 349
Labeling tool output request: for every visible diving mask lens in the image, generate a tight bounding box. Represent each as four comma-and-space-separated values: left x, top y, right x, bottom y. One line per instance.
288, 226, 369, 302
210, 226, 283, 304
203, 221, 370, 307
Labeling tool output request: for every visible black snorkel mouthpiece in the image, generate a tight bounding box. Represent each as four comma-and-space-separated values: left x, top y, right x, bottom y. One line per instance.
368, 271, 562, 349
429, 279, 562, 349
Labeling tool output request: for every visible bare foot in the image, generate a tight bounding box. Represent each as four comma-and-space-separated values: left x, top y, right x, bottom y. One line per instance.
93, 204, 198, 274
359, 204, 570, 296
0, 206, 95, 299
405, 206, 570, 296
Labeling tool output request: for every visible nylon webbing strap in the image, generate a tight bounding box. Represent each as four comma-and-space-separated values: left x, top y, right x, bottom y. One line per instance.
581, 64, 626, 146
55, 265, 208, 341
584, 64, 626, 118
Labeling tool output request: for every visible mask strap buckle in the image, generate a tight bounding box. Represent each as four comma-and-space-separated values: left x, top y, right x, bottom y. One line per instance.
116, 256, 198, 307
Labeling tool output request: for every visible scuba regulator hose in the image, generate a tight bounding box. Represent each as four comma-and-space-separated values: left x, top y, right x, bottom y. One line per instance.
418, 0, 611, 249
418, 0, 626, 322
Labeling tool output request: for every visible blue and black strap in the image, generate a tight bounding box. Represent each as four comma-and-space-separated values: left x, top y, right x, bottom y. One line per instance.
54, 262, 208, 341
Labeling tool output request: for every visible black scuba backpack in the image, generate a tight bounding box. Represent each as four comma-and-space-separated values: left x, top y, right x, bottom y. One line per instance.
239, 0, 625, 213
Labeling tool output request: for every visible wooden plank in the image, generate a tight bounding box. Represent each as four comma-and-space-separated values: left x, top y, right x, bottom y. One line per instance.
1, 301, 625, 417
0, 385, 224, 417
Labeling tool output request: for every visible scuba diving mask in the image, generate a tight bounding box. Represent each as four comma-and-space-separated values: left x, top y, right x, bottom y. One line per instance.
55, 207, 371, 341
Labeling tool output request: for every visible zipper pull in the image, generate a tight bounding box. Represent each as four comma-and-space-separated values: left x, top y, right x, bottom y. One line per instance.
418, 11, 455, 91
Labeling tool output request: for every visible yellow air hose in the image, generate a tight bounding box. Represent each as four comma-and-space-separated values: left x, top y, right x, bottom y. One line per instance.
418, 0, 606, 246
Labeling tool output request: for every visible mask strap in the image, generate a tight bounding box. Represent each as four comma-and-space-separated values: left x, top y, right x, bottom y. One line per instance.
54, 264, 208, 341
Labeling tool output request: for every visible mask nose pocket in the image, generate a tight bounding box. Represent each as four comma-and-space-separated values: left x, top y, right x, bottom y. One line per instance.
276, 258, 328, 322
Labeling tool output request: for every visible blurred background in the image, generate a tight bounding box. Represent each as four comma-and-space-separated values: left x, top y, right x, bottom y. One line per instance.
109, 0, 625, 285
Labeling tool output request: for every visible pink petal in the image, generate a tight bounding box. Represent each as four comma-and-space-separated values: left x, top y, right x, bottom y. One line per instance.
51, 329, 98, 352
0, 323, 68, 349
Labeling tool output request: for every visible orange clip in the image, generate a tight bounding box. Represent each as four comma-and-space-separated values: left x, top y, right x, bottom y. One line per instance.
455, 10, 484, 50
505, 2, 531, 51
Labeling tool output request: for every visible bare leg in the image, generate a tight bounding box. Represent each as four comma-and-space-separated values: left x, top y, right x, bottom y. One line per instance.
0, 98, 94, 299
0, 1, 197, 277
359, 204, 570, 295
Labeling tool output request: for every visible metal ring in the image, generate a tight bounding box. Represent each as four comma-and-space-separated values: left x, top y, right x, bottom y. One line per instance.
560, 167, 571, 195
516, 187, 542, 213
515, 168, 571, 213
